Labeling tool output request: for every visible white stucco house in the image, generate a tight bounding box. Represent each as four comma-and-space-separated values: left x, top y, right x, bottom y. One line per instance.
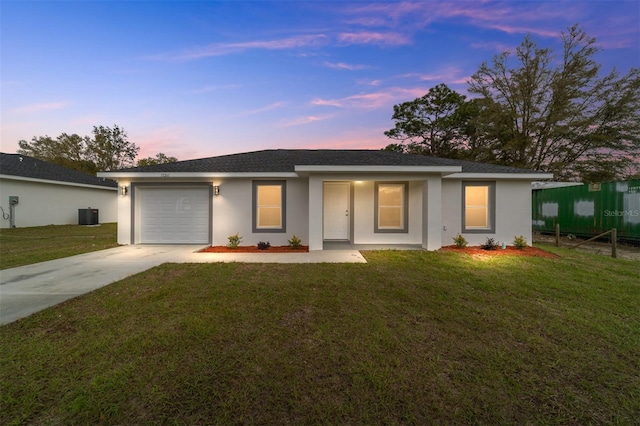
0, 153, 117, 228
98, 149, 552, 250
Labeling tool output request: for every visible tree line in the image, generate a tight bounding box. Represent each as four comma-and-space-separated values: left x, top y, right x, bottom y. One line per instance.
384, 25, 640, 182
17, 124, 177, 174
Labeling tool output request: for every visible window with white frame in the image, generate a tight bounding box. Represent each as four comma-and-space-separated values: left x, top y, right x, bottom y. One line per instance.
463, 182, 495, 233
375, 182, 408, 233
253, 181, 286, 232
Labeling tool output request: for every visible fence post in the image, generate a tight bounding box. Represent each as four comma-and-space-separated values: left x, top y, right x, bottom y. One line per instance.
611, 228, 617, 259
555, 223, 560, 247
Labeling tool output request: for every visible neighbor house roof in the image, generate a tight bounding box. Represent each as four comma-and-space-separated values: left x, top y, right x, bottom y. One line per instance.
112, 149, 546, 175
0, 153, 117, 189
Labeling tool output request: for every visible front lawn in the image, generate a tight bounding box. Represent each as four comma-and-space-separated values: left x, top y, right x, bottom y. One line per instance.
0, 223, 118, 269
1, 248, 638, 424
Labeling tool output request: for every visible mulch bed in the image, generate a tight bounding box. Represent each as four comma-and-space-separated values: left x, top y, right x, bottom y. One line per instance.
199, 246, 309, 253
439, 245, 559, 259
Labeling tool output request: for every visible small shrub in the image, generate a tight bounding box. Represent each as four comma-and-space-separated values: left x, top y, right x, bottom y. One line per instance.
481, 237, 499, 251
288, 234, 303, 249
513, 235, 528, 249
257, 241, 271, 250
227, 233, 242, 249
452, 234, 468, 248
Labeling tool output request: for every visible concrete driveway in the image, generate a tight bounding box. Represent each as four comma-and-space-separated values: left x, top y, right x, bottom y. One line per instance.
0, 245, 366, 325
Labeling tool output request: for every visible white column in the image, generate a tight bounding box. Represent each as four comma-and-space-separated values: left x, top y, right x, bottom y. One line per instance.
308, 175, 324, 250
423, 176, 442, 250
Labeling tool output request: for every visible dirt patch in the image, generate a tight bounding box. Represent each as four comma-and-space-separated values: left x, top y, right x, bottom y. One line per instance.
439, 245, 559, 259
533, 233, 640, 261
198, 245, 309, 253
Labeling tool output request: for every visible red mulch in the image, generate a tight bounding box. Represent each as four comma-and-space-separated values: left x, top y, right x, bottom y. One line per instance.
439, 245, 559, 259
198, 245, 309, 253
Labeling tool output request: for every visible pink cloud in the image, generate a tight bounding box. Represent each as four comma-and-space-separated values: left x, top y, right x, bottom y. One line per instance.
338, 31, 411, 46
302, 126, 391, 150
234, 101, 288, 117
324, 61, 370, 70
132, 126, 189, 159
278, 114, 335, 128
311, 87, 428, 110
13, 101, 69, 114
151, 34, 328, 60
341, 1, 578, 38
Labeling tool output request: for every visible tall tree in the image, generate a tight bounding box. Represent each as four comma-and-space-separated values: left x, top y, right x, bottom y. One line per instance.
16, 124, 172, 174
137, 152, 178, 167
86, 125, 139, 171
467, 25, 640, 181
384, 84, 471, 158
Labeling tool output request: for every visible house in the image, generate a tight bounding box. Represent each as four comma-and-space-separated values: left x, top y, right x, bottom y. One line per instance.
0, 153, 117, 228
97, 149, 552, 250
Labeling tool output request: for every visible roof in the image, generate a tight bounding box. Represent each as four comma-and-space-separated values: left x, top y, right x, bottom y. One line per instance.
114, 149, 545, 175
0, 153, 117, 188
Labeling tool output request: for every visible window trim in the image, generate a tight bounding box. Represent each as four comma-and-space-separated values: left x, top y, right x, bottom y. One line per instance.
462, 181, 496, 233
252, 180, 286, 233
374, 181, 409, 233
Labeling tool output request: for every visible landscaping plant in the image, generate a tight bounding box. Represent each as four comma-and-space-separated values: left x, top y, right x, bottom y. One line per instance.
257, 241, 271, 250
227, 233, 242, 249
288, 235, 303, 249
513, 235, 528, 249
452, 234, 468, 248
481, 237, 499, 250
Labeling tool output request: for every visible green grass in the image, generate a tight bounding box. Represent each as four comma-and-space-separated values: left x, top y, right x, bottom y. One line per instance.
0, 223, 118, 269
1, 246, 638, 424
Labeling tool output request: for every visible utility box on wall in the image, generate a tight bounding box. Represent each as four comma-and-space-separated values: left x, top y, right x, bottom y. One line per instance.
78, 208, 99, 225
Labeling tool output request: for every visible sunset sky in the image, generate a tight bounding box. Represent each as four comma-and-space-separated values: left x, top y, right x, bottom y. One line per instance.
2, 1, 638, 162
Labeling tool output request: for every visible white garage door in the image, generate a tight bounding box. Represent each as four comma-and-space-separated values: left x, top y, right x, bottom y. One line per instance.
139, 187, 210, 244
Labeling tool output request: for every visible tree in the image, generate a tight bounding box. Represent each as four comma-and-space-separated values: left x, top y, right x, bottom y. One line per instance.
17, 124, 174, 174
137, 152, 178, 167
467, 25, 640, 181
86, 125, 139, 171
384, 84, 471, 158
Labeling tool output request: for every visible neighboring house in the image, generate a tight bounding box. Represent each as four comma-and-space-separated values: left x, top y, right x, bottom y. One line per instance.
98, 149, 552, 250
0, 153, 117, 229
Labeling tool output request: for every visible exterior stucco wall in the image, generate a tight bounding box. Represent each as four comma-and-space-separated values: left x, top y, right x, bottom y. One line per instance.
211, 178, 309, 247
210, 178, 308, 246
352, 180, 424, 245
0, 178, 117, 229
441, 179, 533, 246
117, 178, 309, 246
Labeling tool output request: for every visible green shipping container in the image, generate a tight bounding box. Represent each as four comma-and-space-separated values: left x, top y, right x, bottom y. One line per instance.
532, 179, 640, 244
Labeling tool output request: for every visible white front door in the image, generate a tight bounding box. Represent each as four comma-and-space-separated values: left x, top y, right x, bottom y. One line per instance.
323, 182, 350, 240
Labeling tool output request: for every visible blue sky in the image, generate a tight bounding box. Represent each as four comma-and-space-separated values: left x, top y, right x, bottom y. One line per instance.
2, 1, 638, 161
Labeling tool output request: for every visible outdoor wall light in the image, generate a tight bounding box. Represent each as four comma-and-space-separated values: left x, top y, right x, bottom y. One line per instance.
214, 185, 220, 196
121, 185, 128, 196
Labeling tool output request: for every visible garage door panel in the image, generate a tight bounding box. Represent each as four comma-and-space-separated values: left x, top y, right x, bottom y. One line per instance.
139, 187, 210, 244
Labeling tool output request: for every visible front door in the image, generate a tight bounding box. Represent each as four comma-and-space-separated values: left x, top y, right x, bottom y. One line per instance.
323, 182, 350, 240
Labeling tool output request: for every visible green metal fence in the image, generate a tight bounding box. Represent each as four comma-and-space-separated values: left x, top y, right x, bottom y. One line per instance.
532, 179, 640, 244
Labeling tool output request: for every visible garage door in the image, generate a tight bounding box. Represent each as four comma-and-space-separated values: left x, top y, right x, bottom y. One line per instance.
139, 187, 210, 244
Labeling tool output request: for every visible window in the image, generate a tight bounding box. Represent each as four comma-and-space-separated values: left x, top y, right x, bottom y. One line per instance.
375, 182, 408, 233
463, 182, 495, 233
253, 181, 286, 232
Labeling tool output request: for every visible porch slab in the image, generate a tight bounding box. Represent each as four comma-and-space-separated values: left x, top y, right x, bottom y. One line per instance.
323, 241, 424, 251
176, 248, 367, 264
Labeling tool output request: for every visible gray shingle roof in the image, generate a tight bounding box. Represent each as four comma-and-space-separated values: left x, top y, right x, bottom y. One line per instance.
0, 153, 117, 188
117, 149, 544, 174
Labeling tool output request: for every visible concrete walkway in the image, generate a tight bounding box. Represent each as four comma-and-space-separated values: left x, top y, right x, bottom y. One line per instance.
0, 245, 366, 325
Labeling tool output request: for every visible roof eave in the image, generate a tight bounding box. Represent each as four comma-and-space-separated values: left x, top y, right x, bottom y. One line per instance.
0, 174, 117, 190
294, 165, 462, 174
444, 172, 554, 180
97, 172, 299, 179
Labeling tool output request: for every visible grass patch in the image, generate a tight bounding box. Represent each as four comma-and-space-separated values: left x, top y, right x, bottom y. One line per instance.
0, 223, 118, 269
1, 247, 638, 424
